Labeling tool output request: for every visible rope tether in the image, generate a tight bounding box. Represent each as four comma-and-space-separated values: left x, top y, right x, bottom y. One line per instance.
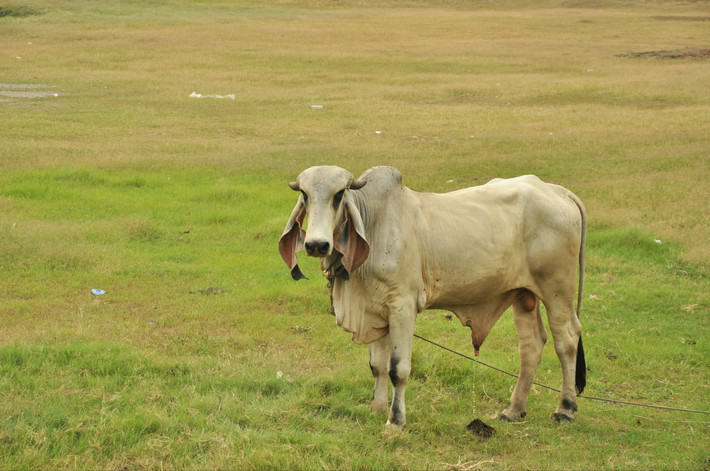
413, 333, 710, 416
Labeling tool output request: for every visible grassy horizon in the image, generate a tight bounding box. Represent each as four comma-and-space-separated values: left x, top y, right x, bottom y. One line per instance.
1, 1, 708, 469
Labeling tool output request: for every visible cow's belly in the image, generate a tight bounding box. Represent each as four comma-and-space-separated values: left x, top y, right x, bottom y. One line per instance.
424, 267, 523, 309
418, 227, 529, 309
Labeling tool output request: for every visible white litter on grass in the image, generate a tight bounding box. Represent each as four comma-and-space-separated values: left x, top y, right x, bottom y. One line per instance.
189, 92, 235, 100
654, 239, 662, 244
375, 131, 382, 134
0, 91, 58, 98
310, 105, 323, 109
91, 289, 106, 296
0, 83, 51, 89
276, 371, 284, 379
0, 84, 59, 100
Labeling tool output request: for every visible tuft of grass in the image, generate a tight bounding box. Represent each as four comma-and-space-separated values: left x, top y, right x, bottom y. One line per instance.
0, 5, 41, 17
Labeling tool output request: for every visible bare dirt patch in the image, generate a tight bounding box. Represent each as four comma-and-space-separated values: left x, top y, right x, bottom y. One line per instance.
652, 16, 710, 22
615, 47, 710, 60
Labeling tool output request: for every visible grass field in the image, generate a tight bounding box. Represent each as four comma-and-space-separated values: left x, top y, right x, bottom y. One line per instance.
1, 1, 709, 469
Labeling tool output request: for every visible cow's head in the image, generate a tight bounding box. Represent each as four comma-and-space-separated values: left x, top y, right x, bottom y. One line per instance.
278, 166, 369, 280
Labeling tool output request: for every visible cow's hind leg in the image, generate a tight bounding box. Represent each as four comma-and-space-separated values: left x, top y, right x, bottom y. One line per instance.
544, 295, 582, 421
500, 292, 547, 422
369, 334, 391, 413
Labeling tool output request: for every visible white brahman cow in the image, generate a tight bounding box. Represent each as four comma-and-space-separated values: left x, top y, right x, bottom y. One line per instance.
279, 166, 586, 427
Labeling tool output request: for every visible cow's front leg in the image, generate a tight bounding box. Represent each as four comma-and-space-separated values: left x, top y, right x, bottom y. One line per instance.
386, 308, 415, 428
369, 334, 391, 413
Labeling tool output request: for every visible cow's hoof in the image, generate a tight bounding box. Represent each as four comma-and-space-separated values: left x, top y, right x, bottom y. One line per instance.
386, 416, 406, 429
385, 420, 405, 431
553, 413, 573, 422
371, 400, 388, 414
498, 410, 525, 422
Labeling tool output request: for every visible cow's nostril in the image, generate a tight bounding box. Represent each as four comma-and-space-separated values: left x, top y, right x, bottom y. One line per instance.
305, 240, 330, 256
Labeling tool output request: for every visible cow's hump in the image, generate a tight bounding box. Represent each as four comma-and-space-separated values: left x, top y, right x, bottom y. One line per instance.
358, 166, 403, 196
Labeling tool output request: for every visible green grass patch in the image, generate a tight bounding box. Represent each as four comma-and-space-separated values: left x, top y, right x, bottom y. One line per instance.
1, 0, 708, 469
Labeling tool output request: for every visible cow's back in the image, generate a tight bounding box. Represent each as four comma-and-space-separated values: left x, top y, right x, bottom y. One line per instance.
413, 175, 582, 308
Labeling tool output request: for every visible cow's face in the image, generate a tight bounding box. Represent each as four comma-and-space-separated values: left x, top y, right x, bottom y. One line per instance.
279, 166, 368, 280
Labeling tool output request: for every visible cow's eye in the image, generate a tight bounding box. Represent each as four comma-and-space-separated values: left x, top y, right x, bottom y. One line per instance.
333, 189, 345, 207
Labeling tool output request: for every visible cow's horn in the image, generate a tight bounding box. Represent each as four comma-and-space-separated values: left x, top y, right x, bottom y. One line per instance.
288, 181, 300, 191
350, 179, 366, 190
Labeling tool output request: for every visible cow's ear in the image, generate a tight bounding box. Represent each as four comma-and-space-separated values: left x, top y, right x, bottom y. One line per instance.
278, 198, 308, 280
334, 196, 369, 273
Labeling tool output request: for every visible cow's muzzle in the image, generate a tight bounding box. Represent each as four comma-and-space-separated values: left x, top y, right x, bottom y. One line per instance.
305, 240, 331, 257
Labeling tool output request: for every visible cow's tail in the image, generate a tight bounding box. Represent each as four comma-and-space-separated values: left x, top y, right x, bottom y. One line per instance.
569, 192, 587, 395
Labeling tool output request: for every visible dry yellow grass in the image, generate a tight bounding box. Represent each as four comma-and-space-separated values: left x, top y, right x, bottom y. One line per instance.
7, 3, 707, 262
